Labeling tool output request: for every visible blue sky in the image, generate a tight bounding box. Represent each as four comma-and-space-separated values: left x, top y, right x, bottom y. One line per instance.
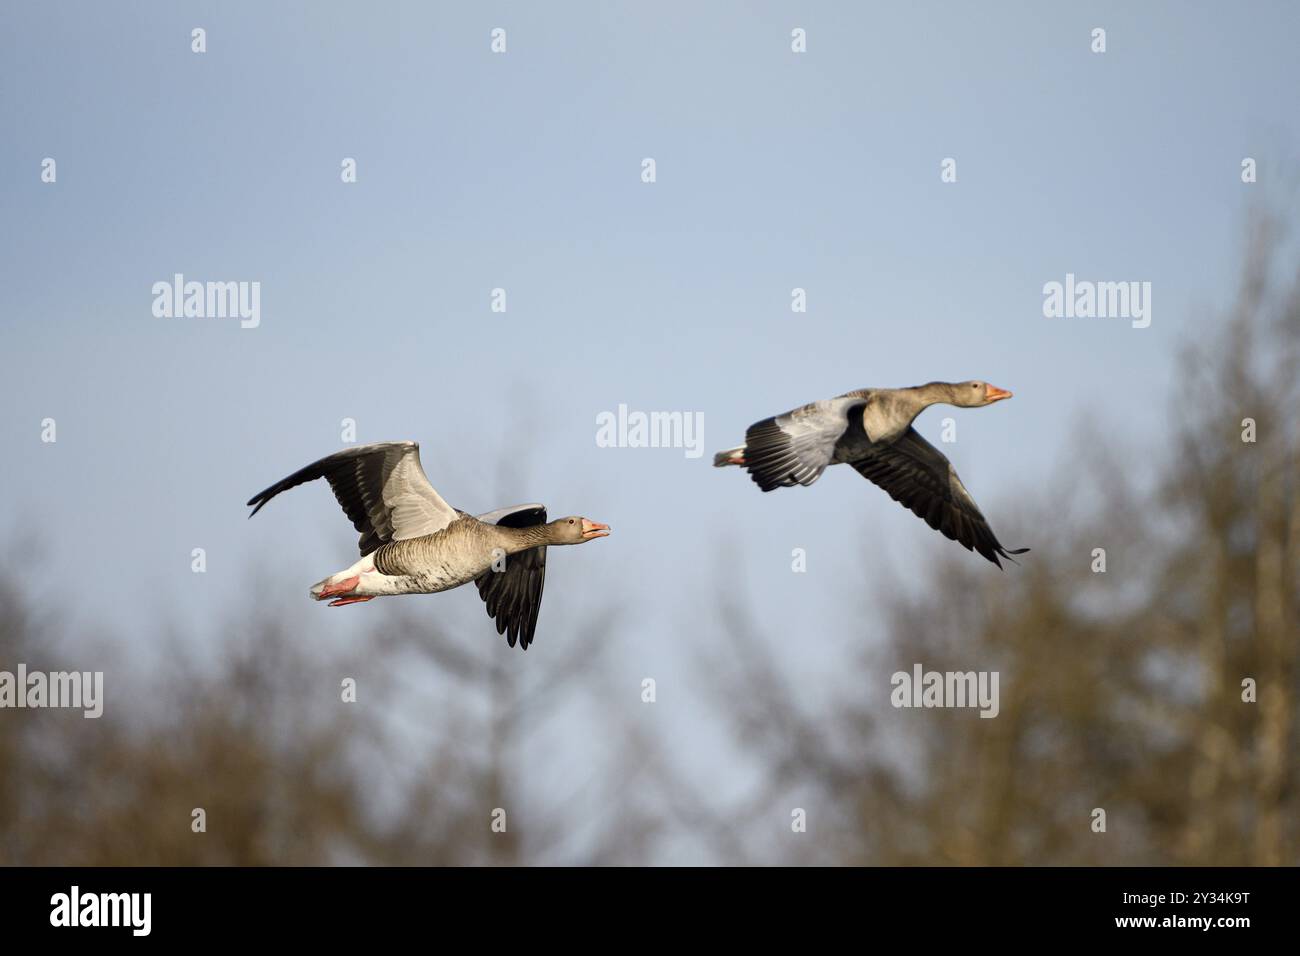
3, 2, 1297, 857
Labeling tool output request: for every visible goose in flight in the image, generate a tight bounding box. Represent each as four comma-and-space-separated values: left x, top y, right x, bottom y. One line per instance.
246, 441, 610, 649
714, 382, 1028, 567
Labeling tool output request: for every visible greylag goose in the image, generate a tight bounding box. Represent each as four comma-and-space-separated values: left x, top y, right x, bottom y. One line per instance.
714, 382, 1028, 567
246, 441, 610, 649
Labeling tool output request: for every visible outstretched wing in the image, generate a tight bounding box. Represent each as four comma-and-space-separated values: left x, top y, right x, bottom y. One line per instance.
246, 441, 458, 556
849, 428, 1028, 568
743, 394, 869, 492
474, 504, 548, 650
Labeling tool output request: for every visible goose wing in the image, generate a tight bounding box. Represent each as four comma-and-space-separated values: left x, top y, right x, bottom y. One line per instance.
742, 394, 869, 492
474, 504, 548, 650
246, 441, 458, 556
848, 428, 1028, 568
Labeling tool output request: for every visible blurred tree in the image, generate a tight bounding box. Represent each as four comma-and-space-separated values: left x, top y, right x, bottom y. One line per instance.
0, 588, 654, 865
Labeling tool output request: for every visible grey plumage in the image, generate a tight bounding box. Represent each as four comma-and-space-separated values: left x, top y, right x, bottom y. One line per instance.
246, 441, 457, 556
246, 442, 609, 650
716, 382, 1029, 568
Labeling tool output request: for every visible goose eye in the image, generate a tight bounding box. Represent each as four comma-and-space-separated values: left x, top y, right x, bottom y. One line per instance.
568, 519, 574, 525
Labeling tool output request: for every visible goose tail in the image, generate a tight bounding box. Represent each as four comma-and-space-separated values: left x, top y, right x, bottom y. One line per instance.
713, 445, 747, 468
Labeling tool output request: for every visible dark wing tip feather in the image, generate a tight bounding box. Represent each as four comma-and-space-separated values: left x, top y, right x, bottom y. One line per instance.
993, 545, 1029, 568
849, 435, 1029, 571
245, 489, 277, 517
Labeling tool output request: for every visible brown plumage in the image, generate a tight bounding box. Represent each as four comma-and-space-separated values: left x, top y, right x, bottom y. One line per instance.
246, 441, 609, 649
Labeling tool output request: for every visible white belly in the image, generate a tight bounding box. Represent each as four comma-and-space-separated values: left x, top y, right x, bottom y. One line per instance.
352, 553, 489, 594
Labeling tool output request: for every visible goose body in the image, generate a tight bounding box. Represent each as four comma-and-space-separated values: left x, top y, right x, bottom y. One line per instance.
246, 441, 609, 649
715, 381, 1029, 567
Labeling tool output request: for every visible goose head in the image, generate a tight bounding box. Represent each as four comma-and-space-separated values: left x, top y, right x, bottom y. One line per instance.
949, 380, 1013, 408
551, 516, 611, 544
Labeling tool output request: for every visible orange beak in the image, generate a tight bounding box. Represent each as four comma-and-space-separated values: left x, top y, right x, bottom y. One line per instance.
985, 384, 1013, 403
581, 519, 611, 539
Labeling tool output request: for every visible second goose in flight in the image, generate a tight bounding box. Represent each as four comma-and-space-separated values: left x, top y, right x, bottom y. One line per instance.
714, 381, 1028, 567
246, 441, 610, 649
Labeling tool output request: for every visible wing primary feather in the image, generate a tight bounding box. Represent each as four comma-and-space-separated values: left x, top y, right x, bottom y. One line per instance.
848, 427, 1029, 569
